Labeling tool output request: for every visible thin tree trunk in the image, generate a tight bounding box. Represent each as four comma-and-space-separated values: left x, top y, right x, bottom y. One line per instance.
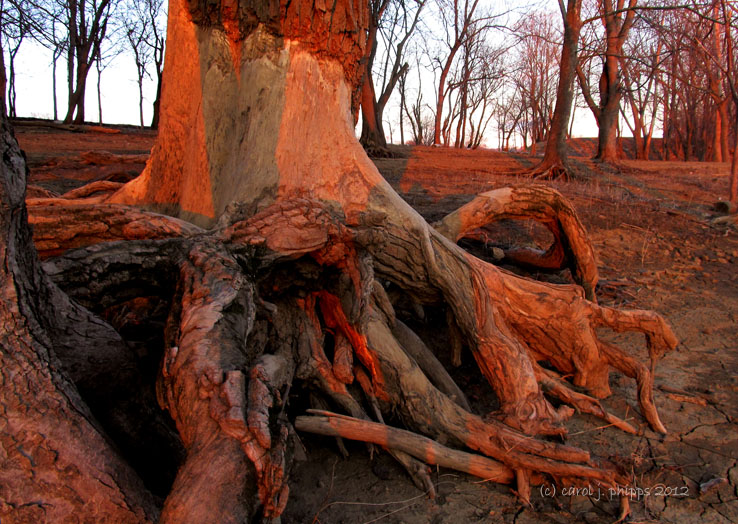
97, 60, 103, 124
730, 126, 738, 207
53, 51, 59, 120
73, 61, 89, 124
151, 70, 163, 128
0, 38, 6, 115
7, 42, 21, 118
139, 75, 145, 128
532, 0, 583, 178
434, 44, 462, 146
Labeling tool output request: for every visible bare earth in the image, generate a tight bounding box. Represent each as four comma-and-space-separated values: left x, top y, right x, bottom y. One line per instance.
16, 121, 738, 524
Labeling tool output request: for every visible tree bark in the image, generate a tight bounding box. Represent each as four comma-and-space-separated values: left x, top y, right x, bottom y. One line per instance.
594, 0, 637, 163
526, 0, 583, 179
360, 74, 388, 149
0, 37, 6, 116
151, 70, 163, 128
0, 112, 159, 524
1, 0, 679, 520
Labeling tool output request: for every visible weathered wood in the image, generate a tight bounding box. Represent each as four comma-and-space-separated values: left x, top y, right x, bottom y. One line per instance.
363, 312, 622, 485
353, 365, 436, 496
61, 179, 125, 199
392, 319, 471, 411
28, 203, 202, 258
434, 185, 599, 301
534, 363, 637, 434
295, 411, 515, 484
156, 241, 292, 521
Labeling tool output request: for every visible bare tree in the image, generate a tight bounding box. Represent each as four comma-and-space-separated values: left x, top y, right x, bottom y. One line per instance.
696, 0, 738, 210
145, 0, 164, 127
92, 27, 124, 124
360, 0, 425, 150
448, 33, 505, 148
494, 85, 526, 150
49, 21, 66, 119
1, 0, 34, 117
430, 0, 500, 145
122, 0, 154, 127
595, 0, 638, 161
463, 43, 505, 148
9, 0, 70, 119
619, 13, 663, 160
513, 11, 560, 156
400, 49, 435, 144
62, 0, 117, 124
527, 0, 584, 179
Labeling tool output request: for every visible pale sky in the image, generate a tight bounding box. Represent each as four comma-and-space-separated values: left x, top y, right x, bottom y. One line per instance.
13, 38, 601, 145
14, 43, 159, 126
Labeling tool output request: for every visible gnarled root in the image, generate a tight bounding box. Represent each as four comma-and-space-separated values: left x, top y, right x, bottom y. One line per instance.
434, 185, 599, 300
28, 202, 202, 259
157, 242, 293, 521
490, 266, 677, 433
27, 191, 675, 517
525, 160, 571, 181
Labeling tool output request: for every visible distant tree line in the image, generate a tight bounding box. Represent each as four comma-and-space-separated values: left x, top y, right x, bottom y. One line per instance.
2, 0, 737, 175
0, 0, 165, 126
361, 0, 737, 168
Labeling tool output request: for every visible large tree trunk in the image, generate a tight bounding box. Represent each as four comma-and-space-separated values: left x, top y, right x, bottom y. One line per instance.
108, 0, 674, 446
0, 114, 159, 523
2, 0, 678, 520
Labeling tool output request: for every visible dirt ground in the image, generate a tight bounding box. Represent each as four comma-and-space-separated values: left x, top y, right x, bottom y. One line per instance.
15, 121, 738, 524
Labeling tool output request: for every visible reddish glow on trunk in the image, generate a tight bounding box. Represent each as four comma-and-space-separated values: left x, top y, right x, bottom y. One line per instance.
315, 291, 389, 401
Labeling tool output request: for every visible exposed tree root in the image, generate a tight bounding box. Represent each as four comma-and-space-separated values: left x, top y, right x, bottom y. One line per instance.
392, 318, 471, 410
525, 161, 572, 181
157, 241, 298, 521
434, 185, 599, 300
11, 187, 675, 519
534, 363, 637, 434
61, 180, 125, 199
295, 410, 515, 483
28, 203, 202, 258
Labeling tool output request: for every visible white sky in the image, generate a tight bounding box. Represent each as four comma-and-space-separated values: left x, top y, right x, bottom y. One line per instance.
14, 43, 159, 125
12, 23, 602, 144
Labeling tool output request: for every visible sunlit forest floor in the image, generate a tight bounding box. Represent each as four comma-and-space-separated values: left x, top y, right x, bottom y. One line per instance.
15, 120, 738, 523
